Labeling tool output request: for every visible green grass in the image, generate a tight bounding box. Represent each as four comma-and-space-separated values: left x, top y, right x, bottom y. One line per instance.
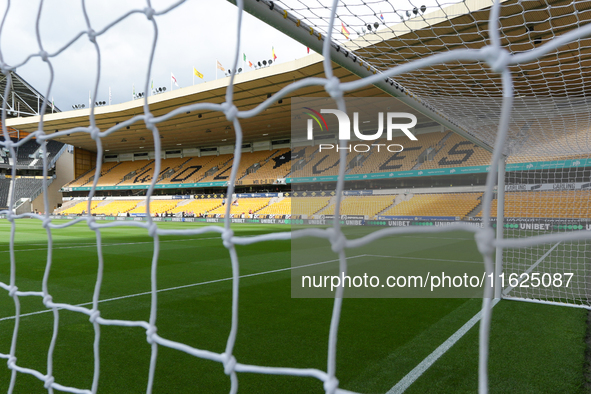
0, 219, 588, 393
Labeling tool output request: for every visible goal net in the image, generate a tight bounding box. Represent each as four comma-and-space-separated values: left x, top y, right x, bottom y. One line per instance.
1, 0, 591, 393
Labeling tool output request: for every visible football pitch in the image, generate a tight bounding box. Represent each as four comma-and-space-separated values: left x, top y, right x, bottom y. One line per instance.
0, 220, 588, 393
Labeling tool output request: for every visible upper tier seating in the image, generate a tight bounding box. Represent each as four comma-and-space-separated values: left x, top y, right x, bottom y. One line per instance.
419, 133, 491, 169
239, 149, 291, 184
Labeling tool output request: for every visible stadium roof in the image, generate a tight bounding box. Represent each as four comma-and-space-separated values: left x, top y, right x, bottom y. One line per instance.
6, 0, 591, 155
0, 71, 59, 118
3, 55, 399, 153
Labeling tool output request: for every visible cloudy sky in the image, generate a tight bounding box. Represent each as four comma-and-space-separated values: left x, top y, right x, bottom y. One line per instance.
0, 0, 309, 111
0, 0, 454, 112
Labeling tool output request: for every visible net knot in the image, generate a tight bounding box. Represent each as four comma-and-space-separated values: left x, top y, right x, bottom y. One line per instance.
222, 229, 234, 248
323, 376, 339, 394
475, 228, 495, 256
7, 356, 16, 368
144, 7, 155, 20
146, 326, 157, 344
324, 77, 342, 99
144, 113, 155, 128
222, 353, 237, 375
42, 217, 52, 229
223, 103, 238, 122
148, 223, 158, 238
87, 29, 97, 43
2, 140, 12, 149
89, 309, 100, 323
39, 50, 49, 62
43, 375, 55, 389
481, 46, 510, 74
7, 285, 18, 297
328, 229, 346, 253
90, 127, 100, 140
43, 295, 53, 306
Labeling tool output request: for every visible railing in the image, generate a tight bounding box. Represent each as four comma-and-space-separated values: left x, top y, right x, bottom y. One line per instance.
48, 144, 68, 170
29, 176, 56, 202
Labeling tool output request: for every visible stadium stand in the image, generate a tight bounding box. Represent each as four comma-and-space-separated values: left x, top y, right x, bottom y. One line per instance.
169, 198, 223, 215
0, 137, 64, 167
119, 157, 190, 185
13, 177, 44, 200
321, 195, 395, 217
477, 190, 591, 219
291, 196, 331, 217
419, 133, 491, 169
288, 144, 370, 178
95, 160, 154, 186
128, 199, 179, 215
381, 193, 482, 218
208, 198, 270, 217
61, 200, 100, 215
158, 156, 219, 184
0, 178, 10, 208
67, 161, 121, 187
348, 133, 446, 174
198, 154, 235, 183
257, 197, 291, 216
239, 149, 291, 184
0, 177, 46, 209
92, 200, 141, 216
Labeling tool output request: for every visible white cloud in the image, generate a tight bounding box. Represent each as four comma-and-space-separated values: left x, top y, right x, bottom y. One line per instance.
0, 0, 307, 110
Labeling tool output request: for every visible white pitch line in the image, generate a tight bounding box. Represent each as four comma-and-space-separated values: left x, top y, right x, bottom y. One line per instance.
387, 298, 501, 394
0, 254, 367, 323
364, 254, 482, 265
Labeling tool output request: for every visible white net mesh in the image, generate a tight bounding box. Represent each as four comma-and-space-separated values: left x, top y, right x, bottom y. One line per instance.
1, 0, 591, 393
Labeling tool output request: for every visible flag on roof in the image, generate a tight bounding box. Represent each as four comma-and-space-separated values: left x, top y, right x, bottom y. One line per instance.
171, 72, 179, 87
243, 53, 253, 68
272, 47, 277, 60
380, 12, 384, 21
217, 60, 225, 71
341, 22, 350, 39
193, 67, 204, 79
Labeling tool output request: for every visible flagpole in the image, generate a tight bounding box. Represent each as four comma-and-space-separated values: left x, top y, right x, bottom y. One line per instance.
216, 60, 218, 80
193, 67, 194, 85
